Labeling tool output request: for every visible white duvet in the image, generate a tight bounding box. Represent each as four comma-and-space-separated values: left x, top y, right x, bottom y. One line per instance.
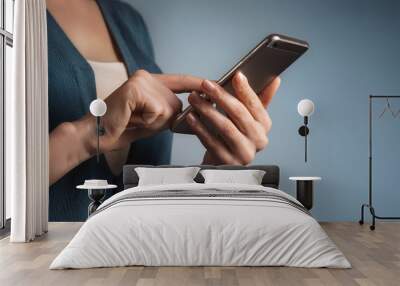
50, 183, 350, 269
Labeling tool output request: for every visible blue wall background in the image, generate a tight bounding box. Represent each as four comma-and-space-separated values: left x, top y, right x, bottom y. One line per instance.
125, 0, 400, 221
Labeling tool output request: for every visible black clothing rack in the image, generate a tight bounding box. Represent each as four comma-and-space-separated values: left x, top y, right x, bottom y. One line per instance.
359, 95, 400, 230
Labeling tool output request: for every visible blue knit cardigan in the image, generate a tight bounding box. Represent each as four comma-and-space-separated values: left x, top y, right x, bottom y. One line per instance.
47, 0, 172, 221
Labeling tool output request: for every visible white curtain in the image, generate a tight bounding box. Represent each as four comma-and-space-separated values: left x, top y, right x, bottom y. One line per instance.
7, 0, 49, 242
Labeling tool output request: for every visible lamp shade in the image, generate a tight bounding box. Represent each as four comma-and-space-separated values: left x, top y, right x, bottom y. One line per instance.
297, 99, 314, 116
89, 99, 107, 117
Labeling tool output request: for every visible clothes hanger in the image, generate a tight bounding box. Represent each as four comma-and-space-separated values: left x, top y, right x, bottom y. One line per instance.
393, 107, 400, 118
378, 97, 398, 118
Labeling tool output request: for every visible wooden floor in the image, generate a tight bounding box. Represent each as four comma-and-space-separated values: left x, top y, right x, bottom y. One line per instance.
0, 222, 399, 286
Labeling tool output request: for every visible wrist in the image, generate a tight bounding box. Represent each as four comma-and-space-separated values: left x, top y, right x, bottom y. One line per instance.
65, 116, 97, 158
49, 119, 96, 184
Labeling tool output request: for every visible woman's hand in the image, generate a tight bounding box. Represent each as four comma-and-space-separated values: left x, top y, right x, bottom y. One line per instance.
186, 72, 280, 165
98, 70, 178, 151
49, 70, 202, 184
88, 70, 203, 153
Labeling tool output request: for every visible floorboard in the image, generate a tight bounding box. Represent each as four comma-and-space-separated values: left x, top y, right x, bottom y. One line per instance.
0, 222, 399, 286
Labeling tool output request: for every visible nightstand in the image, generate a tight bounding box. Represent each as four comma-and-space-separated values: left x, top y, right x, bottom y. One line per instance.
289, 177, 321, 210
77, 180, 117, 216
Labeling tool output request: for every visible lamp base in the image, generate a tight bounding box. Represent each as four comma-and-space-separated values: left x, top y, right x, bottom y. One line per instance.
298, 126, 309, 136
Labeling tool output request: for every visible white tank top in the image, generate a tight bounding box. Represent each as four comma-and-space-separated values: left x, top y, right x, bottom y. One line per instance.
88, 60, 129, 175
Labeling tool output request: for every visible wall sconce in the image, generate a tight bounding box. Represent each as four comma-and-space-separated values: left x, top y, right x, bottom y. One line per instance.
297, 99, 315, 162
89, 99, 107, 163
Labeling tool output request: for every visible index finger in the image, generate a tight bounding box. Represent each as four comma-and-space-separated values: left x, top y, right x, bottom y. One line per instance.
153, 73, 205, 94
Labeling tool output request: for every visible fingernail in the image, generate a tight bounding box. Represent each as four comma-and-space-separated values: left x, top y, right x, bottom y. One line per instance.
202, 80, 215, 93
237, 71, 247, 82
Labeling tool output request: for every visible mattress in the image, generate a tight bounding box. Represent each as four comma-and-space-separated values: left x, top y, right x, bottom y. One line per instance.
50, 183, 350, 269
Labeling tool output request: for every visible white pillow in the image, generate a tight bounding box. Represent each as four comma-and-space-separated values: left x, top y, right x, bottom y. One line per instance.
135, 167, 201, 186
200, 169, 266, 185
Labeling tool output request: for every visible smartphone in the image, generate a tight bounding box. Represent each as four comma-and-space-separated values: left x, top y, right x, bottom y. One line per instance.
171, 33, 309, 134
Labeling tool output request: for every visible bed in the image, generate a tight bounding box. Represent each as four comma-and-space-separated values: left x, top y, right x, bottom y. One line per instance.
50, 165, 350, 269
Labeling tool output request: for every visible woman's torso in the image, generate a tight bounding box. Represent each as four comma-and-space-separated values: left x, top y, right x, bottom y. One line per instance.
47, 0, 173, 221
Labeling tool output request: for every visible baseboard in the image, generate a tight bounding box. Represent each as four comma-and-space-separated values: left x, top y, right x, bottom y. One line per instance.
0, 218, 11, 239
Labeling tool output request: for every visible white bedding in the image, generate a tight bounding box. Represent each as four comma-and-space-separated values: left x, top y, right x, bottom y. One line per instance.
50, 183, 350, 269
